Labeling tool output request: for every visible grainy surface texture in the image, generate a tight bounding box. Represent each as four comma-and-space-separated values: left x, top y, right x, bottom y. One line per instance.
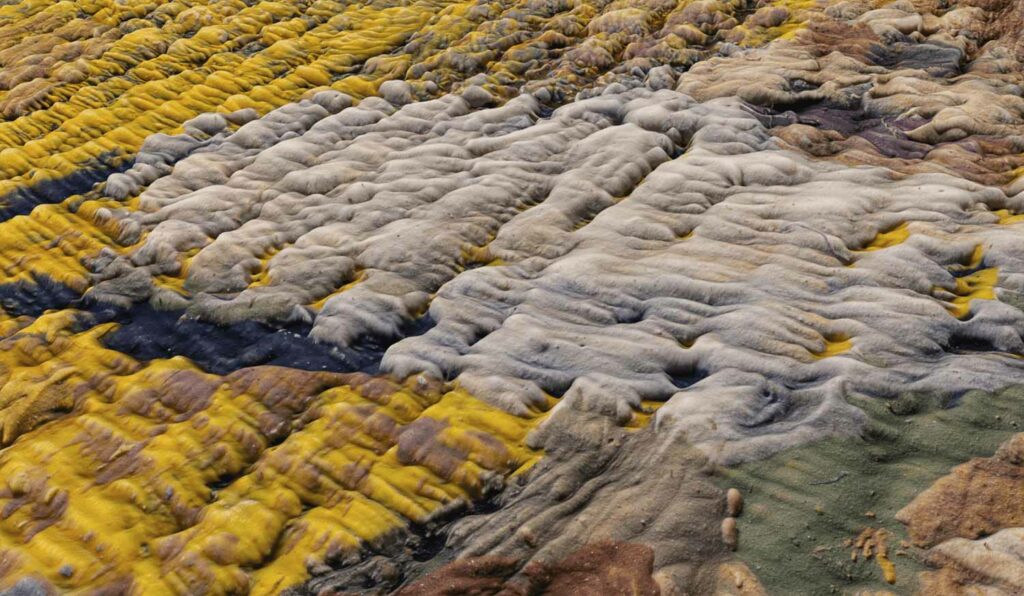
0, 0, 1022, 594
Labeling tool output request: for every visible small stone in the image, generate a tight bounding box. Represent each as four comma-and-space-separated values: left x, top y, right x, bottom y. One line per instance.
726, 488, 744, 517
517, 525, 538, 547
373, 560, 400, 583
722, 517, 738, 551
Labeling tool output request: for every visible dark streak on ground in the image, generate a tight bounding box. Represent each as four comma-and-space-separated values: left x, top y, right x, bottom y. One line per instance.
0, 274, 81, 318
0, 273, 435, 376
0, 151, 131, 222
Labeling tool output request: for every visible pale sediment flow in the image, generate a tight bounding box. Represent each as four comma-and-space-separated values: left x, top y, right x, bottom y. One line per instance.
91, 79, 1024, 464
376, 84, 1024, 464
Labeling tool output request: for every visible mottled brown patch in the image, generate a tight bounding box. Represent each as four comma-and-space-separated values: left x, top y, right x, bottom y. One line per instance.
896, 433, 1024, 547
93, 443, 149, 485
360, 376, 400, 402
396, 557, 520, 595
397, 541, 661, 596
157, 370, 222, 418
524, 541, 661, 596
774, 125, 1024, 186
396, 417, 467, 482
798, 19, 881, 63
83, 576, 136, 596
918, 561, 997, 595
226, 367, 351, 414
904, 0, 1020, 60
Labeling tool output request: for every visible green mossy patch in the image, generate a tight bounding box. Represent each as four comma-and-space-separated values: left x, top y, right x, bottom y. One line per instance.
715, 386, 1024, 595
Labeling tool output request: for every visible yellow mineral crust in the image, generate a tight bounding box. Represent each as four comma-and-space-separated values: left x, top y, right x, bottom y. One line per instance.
0, 0, 802, 208
946, 266, 998, 319
851, 528, 898, 585
725, 0, 819, 47
0, 197, 128, 294
856, 223, 910, 252
0, 312, 545, 594
0, 0, 439, 197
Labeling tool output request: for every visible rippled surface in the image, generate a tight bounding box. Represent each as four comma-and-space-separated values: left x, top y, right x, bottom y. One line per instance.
1, 0, 1023, 594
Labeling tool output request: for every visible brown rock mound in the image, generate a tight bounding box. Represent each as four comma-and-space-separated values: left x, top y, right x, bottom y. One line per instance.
396, 540, 661, 596
896, 433, 1024, 547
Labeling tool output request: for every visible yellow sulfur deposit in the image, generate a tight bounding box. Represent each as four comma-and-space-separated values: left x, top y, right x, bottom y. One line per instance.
857, 223, 911, 252
0, 0, 438, 200
725, 0, 819, 46
812, 335, 853, 359
0, 312, 546, 594
994, 208, 1024, 225
935, 246, 998, 319
946, 267, 999, 319
0, 0, 779, 212
0, 202, 114, 290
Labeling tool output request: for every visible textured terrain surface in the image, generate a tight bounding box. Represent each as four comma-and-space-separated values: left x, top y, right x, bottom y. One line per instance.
0, 0, 1023, 594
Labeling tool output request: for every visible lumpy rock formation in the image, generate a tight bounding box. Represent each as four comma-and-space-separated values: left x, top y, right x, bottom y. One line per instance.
0, 0, 1023, 594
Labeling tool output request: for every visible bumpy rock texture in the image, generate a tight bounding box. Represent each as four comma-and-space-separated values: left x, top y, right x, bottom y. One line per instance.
898, 433, 1024, 595
0, 0, 771, 218
0, 0, 1023, 594
0, 310, 546, 593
